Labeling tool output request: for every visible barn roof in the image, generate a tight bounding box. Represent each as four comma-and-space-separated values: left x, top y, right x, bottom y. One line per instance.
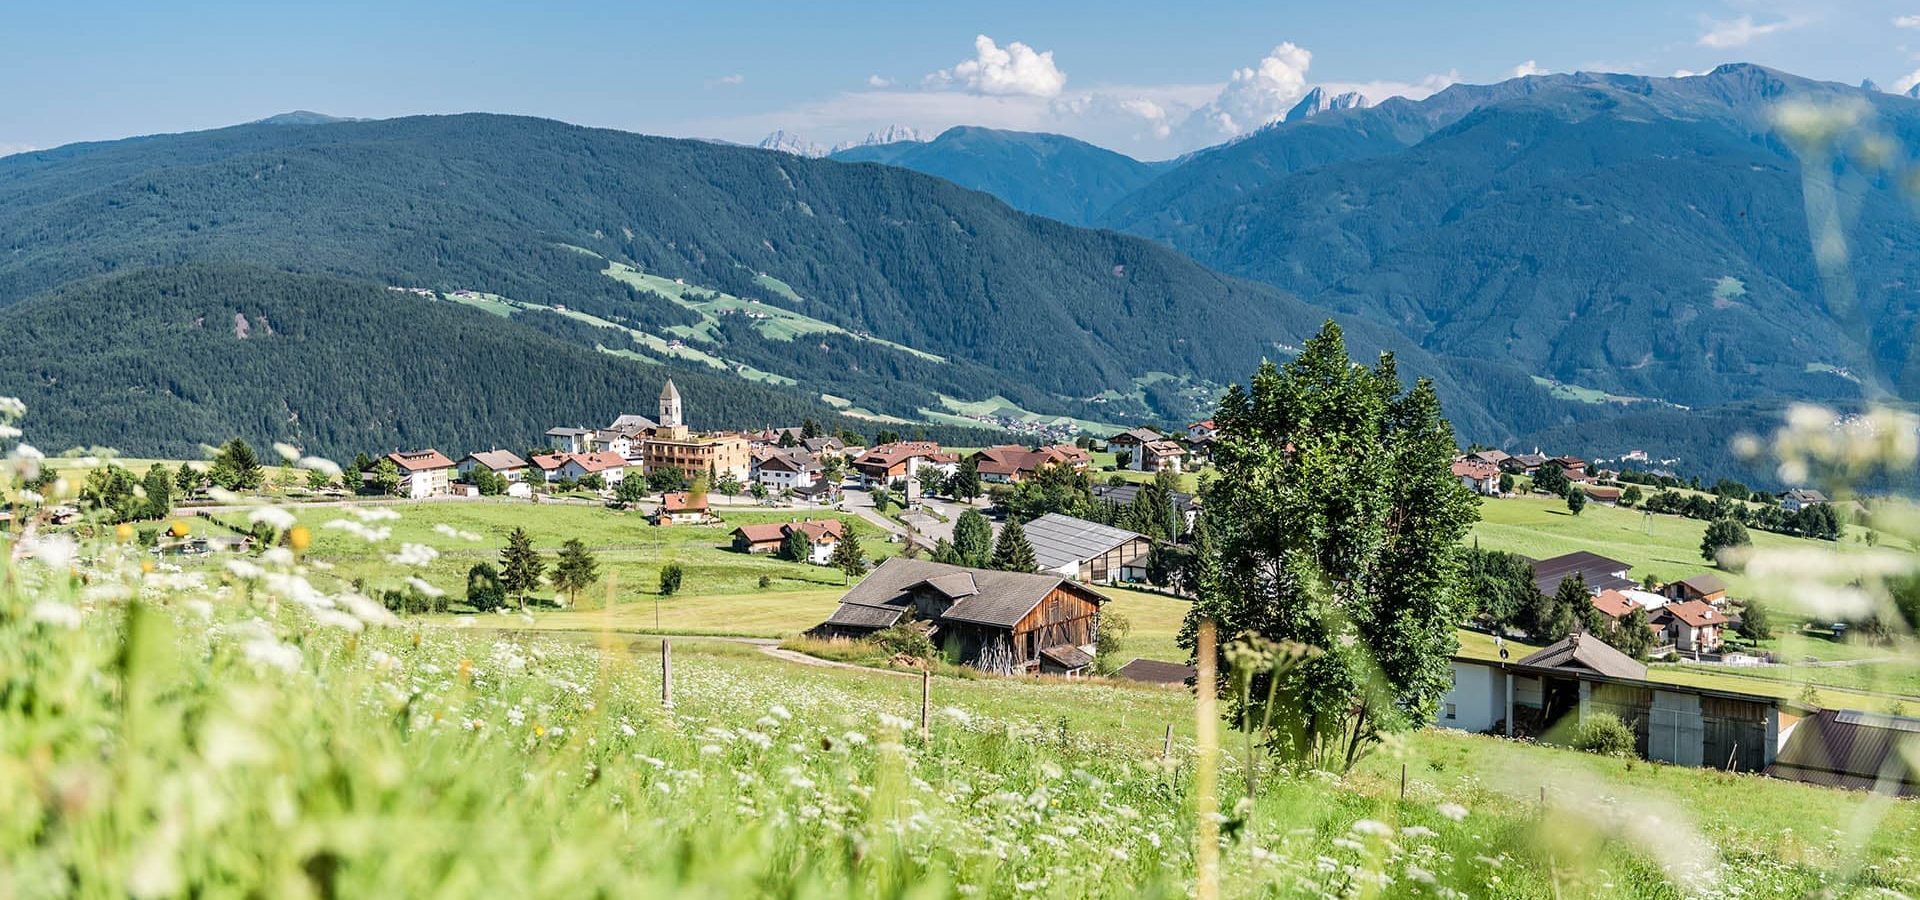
1768, 708, 1920, 796
1515, 632, 1648, 680
1022, 513, 1146, 572
825, 557, 1105, 631
1115, 658, 1196, 686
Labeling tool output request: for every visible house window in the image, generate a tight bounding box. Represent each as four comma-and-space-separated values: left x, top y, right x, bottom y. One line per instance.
1444, 703, 1457, 720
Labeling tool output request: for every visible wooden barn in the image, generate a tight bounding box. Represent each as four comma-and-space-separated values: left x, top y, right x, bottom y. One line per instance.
811, 558, 1107, 675
1441, 633, 1781, 772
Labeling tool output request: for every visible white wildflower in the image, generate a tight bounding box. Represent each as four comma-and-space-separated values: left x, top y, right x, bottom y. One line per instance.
1437, 803, 1469, 822
30, 601, 82, 629
296, 456, 342, 477
10, 442, 43, 460
26, 533, 78, 570
1400, 825, 1437, 839
272, 442, 302, 463
0, 424, 20, 440
0, 396, 24, 418
323, 518, 390, 542
768, 703, 791, 720
1351, 818, 1393, 838
351, 507, 401, 522
387, 543, 439, 567
405, 576, 445, 598
241, 636, 302, 672
247, 506, 296, 532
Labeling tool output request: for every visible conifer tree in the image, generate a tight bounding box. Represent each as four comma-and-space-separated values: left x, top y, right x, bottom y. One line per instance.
550, 539, 600, 607
498, 527, 545, 610
990, 518, 1038, 573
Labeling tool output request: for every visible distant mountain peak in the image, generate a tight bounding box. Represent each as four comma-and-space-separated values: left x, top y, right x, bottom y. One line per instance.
756, 130, 829, 158
1908, 83, 1920, 100
251, 110, 358, 126
1861, 78, 1882, 93
1283, 88, 1370, 123
832, 124, 924, 152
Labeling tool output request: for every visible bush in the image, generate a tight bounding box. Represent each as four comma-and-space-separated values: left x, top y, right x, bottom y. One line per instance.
659, 562, 684, 596
872, 623, 935, 660
1572, 712, 1636, 757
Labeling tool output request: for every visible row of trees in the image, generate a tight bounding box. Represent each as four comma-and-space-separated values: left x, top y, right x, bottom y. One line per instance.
466, 528, 602, 610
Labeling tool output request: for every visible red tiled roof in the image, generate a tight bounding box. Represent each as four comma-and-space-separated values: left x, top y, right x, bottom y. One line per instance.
661, 491, 708, 513
1189, 419, 1216, 430
387, 450, 455, 472
568, 451, 627, 473
854, 441, 945, 469
530, 453, 568, 472
971, 444, 1090, 477
1451, 459, 1498, 479
1661, 599, 1722, 628
732, 522, 789, 544
1591, 589, 1638, 620
792, 519, 845, 543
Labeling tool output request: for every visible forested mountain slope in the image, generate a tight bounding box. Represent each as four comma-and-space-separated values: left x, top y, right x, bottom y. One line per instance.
0, 111, 1549, 446
829, 126, 1169, 226
1116, 66, 1920, 409
0, 265, 908, 459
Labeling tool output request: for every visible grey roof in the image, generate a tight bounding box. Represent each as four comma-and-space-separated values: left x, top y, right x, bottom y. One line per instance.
1107, 427, 1162, 444
827, 557, 1104, 630
823, 603, 906, 630
1673, 572, 1727, 595
1039, 645, 1094, 670
923, 572, 979, 599
1115, 658, 1195, 686
1515, 632, 1648, 680
1091, 483, 1195, 514
659, 378, 681, 402
1530, 551, 1634, 597
545, 427, 594, 438
609, 414, 657, 432
462, 450, 527, 471
1022, 513, 1148, 572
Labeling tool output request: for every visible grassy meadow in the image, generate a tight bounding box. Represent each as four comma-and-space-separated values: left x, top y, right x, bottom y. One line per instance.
6, 532, 1917, 898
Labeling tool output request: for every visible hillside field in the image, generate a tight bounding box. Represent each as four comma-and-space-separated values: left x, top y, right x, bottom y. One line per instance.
6, 545, 1917, 898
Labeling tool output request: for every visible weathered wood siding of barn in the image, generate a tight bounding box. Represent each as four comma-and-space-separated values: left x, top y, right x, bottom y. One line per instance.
1010, 585, 1101, 665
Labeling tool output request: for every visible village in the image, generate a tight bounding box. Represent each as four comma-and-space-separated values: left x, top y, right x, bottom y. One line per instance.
26, 374, 1889, 799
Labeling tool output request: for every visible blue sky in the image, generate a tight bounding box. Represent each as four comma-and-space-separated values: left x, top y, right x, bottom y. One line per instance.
5, 0, 1919, 158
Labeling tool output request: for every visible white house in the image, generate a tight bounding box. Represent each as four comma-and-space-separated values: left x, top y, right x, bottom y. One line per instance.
386, 450, 456, 499
754, 451, 819, 492
1138, 440, 1186, 474
458, 449, 528, 482
1186, 419, 1218, 441
1781, 488, 1828, 513
557, 451, 628, 485
544, 427, 596, 454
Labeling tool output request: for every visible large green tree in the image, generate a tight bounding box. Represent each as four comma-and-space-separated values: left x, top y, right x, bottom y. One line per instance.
1701, 518, 1752, 566
550, 539, 600, 607
498, 527, 545, 609
830, 530, 867, 584
952, 510, 994, 568
1180, 322, 1478, 771
989, 518, 1039, 573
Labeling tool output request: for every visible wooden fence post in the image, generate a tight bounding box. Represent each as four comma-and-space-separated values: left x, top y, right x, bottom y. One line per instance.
1195, 620, 1219, 900
1162, 723, 1173, 759
1400, 763, 1407, 800
662, 638, 673, 709
919, 666, 931, 741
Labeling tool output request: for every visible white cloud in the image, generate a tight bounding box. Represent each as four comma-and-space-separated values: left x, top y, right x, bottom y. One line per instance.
706, 74, 745, 88
1895, 14, 1920, 28
1673, 69, 1706, 78
1896, 67, 1920, 93
928, 35, 1067, 98
1185, 42, 1314, 138
1697, 15, 1804, 48
1512, 60, 1548, 78
683, 38, 1455, 158
0, 143, 34, 157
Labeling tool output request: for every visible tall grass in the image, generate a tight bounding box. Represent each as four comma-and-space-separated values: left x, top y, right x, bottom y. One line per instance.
4, 529, 1915, 897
